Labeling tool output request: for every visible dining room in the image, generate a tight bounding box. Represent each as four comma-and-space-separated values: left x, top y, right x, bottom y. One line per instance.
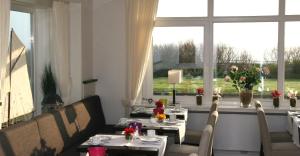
1, 0, 300, 156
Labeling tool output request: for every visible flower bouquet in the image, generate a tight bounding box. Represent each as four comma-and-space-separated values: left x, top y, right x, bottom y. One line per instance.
225, 65, 261, 107
271, 90, 281, 108
196, 88, 204, 105
153, 101, 164, 115
124, 127, 135, 140
287, 90, 298, 108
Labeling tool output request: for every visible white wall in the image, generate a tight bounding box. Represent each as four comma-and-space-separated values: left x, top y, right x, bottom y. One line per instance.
92, 0, 126, 124
69, 2, 82, 103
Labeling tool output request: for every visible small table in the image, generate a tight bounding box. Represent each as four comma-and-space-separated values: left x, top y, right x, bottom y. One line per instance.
115, 118, 186, 144
131, 107, 188, 121
78, 134, 167, 156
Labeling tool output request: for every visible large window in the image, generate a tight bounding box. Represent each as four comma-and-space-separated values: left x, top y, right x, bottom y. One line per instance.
149, 0, 300, 105
153, 27, 204, 95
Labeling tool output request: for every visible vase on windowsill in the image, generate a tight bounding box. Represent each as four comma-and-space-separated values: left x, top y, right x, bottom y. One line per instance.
290, 98, 297, 108
273, 98, 279, 108
196, 95, 202, 105
240, 90, 253, 108
196, 88, 204, 106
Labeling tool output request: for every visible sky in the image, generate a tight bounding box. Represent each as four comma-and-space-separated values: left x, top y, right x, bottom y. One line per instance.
10, 11, 32, 50
154, 0, 300, 62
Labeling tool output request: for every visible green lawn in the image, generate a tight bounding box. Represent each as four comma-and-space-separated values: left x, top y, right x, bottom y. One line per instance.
153, 77, 300, 97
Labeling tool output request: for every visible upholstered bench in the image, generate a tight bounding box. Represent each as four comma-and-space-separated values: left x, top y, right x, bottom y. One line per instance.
0, 95, 113, 156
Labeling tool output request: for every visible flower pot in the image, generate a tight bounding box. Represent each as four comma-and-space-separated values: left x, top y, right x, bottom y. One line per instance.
290, 98, 297, 108
196, 95, 202, 105
273, 98, 279, 108
240, 90, 253, 108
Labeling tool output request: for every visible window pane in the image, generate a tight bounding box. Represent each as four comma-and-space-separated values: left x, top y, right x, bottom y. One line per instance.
157, 0, 207, 17
214, 0, 278, 16
153, 27, 204, 95
214, 23, 278, 98
10, 11, 33, 87
286, 0, 300, 15
285, 22, 300, 98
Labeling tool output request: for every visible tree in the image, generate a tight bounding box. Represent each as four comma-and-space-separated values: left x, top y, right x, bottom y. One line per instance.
216, 44, 237, 64
179, 40, 196, 63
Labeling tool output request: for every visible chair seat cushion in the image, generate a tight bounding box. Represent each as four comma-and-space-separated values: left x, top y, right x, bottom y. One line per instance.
165, 144, 198, 156
183, 129, 202, 145
270, 131, 292, 143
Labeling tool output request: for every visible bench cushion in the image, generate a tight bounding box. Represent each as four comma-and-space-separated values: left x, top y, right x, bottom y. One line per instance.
0, 120, 42, 156
51, 105, 80, 150
35, 113, 65, 155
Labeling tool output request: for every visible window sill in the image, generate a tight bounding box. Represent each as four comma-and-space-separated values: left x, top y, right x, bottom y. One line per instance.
150, 95, 300, 114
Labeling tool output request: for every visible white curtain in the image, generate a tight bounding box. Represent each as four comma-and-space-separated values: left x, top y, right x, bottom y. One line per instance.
33, 8, 52, 115
0, 0, 10, 128
125, 0, 158, 115
51, 1, 72, 104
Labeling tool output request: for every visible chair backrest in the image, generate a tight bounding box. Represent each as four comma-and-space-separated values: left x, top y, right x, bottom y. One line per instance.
255, 100, 262, 109
256, 107, 272, 156
206, 111, 219, 156
198, 125, 213, 156
206, 101, 218, 125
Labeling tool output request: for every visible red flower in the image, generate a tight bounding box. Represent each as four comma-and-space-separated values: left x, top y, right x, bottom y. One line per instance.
124, 127, 135, 135
196, 88, 204, 95
155, 101, 163, 108
153, 108, 164, 115
271, 90, 281, 98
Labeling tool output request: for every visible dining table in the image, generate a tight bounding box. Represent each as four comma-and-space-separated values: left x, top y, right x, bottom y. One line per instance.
78, 134, 168, 156
287, 111, 300, 147
114, 117, 186, 144
130, 107, 188, 121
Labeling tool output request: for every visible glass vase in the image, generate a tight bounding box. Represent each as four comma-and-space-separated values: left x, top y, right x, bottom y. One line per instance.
196, 94, 202, 105
290, 98, 297, 108
239, 90, 253, 108
273, 97, 279, 108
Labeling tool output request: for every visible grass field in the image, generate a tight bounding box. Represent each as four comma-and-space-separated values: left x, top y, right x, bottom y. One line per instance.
153, 77, 300, 97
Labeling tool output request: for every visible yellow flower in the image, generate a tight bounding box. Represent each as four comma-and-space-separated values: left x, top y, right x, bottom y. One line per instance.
156, 113, 166, 120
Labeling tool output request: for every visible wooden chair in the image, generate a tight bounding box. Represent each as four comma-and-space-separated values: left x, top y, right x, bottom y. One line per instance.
256, 105, 300, 156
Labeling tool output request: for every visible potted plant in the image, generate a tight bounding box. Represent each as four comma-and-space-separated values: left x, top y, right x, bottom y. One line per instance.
41, 64, 63, 112
225, 65, 261, 108
287, 90, 298, 108
196, 88, 204, 105
271, 90, 281, 108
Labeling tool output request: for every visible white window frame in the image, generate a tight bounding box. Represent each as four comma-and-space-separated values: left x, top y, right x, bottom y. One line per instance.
143, 0, 300, 107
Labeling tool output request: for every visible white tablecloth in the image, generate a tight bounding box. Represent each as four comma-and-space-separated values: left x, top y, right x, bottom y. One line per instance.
81, 135, 167, 156
118, 118, 186, 144
132, 107, 188, 121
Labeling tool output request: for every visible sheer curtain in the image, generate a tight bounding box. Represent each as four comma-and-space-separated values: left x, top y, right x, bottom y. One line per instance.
51, 1, 71, 104
124, 0, 158, 115
33, 8, 52, 115
0, 0, 10, 128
